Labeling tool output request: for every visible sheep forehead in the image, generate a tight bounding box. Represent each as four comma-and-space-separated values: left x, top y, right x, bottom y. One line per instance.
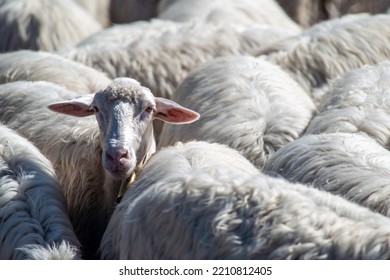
99, 78, 154, 103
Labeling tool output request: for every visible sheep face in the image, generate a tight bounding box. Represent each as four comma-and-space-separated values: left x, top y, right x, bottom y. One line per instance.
48, 77, 199, 180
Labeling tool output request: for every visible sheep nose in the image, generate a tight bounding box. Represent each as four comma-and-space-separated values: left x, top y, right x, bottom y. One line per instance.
106, 148, 129, 162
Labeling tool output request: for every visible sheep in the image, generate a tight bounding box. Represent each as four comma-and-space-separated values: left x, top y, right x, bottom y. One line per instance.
73, 0, 110, 27
158, 55, 316, 169
100, 140, 261, 259
0, 50, 111, 94
0, 78, 199, 259
100, 141, 390, 259
75, 19, 181, 47
157, 0, 301, 32
263, 133, 390, 218
0, 0, 102, 53
0, 124, 80, 260
60, 20, 301, 102
305, 61, 390, 149
258, 13, 390, 106
110, 0, 159, 24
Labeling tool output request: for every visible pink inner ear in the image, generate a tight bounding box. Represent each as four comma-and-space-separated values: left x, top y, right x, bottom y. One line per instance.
48, 94, 95, 117
48, 102, 93, 117
155, 97, 200, 124
163, 107, 200, 123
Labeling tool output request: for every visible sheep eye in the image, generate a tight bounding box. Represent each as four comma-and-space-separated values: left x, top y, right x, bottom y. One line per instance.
91, 106, 99, 113
145, 106, 154, 113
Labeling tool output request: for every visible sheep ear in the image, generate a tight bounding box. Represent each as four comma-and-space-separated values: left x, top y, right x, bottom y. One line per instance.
48, 94, 95, 117
154, 97, 200, 124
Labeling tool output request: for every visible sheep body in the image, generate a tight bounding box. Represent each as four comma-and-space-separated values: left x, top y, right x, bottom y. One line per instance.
157, 0, 301, 31
263, 133, 390, 217
0, 78, 198, 259
0, 0, 102, 52
260, 14, 390, 105
61, 20, 300, 101
0, 81, 105, 259
0, 124, 80, 260
101, 141, 390, 259
158, 56, 315, 169
75, 19, 180, 47
0, 50, 111, 94
305, 61, 390, 149
100, 141, 261, 259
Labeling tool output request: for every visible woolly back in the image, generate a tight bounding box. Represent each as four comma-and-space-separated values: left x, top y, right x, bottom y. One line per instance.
0, 50, 111, 93
263, 14, 390, 98
263, 133, 390, 217
0, 0, 102, 52
158, 56, 315, 169
0, 124, 80, 259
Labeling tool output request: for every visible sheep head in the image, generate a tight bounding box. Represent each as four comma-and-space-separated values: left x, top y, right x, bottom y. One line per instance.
48, 77, 200, 180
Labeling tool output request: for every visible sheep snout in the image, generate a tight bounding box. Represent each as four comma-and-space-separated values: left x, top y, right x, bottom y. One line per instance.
103, 147, 134, 179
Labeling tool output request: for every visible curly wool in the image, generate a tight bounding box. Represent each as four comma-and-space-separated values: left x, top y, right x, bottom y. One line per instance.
101, 141, 390, 259
158, 56, 315, 169
61, 20, 300, 101
0, 124, 80, 260
0, 0, 102, 52
263, 133, 390, 218
261, 14, 390, 105
100, 141, 261, 259
0, 81, 113, 259
157, 0, 301, 31
305, 61, 390, 149
0, 50, 111, 94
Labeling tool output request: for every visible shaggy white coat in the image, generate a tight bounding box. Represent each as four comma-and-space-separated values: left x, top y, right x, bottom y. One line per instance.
100, 141, 261, 259
61, 20, 300, 101
0, 0, 102, 52
260, 14, 390, 106
305, 61, 390, 149
263, 133, 390, 217
0, 50, 111, 94
0, 124, 80, 260
0, 78, 198, 259
158, 56, 316, 169
157, 0, 301, 31
101, 141, 390, 259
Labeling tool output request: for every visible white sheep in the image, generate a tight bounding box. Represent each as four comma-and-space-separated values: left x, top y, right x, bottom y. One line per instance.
158, 55, 316, 169
100, 141, 390, 259
157, 0, 301, 32
100, 140, 261, 259
305, 61, 390, 149
0, 0, 102, 53
60, 20, 301, 102
0, 124, 80, 260
0, 78, 199, 259
75, 19, 181, 47
263, 133, 390, 218
0, 50, 111, 94
259, 13, 390, 106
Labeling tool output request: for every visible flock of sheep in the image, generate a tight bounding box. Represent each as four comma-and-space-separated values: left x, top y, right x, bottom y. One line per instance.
1, 0, 390, 260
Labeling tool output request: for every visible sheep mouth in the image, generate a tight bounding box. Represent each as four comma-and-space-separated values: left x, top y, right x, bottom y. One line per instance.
107, 167, 134, 180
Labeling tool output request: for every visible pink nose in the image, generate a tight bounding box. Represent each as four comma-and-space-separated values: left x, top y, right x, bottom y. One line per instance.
105, 148, 129, 162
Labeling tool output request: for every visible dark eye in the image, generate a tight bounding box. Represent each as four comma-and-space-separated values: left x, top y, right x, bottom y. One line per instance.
145, 106, 154, 113
90, 106, 99, 113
